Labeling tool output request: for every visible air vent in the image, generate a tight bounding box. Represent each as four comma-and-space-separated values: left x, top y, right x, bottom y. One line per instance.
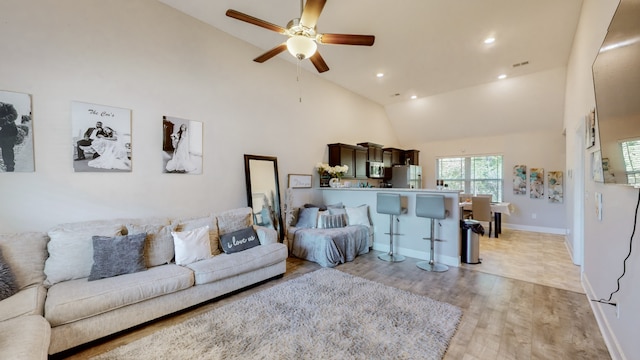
512, 61, 530, 68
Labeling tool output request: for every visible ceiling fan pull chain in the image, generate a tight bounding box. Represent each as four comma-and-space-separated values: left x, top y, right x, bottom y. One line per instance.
297, 59, 303, 103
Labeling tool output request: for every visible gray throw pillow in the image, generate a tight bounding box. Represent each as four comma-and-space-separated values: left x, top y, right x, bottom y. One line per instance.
318, 214, 345, 229
88, 233, 147, 281
0, 248, 18, 301
296, 207, 319, 228
219, 227, 260, 254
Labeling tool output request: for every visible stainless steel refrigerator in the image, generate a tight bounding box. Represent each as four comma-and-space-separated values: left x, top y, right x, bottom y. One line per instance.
391, 165, 422, 188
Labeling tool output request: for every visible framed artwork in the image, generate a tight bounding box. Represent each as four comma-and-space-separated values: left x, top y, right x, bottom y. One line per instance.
548, 171, 563, 203
586, 108, 596, 149
288, 174, 312, 188
162, 116, 203, 174
530, 168, 544, 199
72, 101, 132, 172
0, 90, 34, 172
513, 165, 527, 195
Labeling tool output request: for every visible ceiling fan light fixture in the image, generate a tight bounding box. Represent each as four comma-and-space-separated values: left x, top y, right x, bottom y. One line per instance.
287, 35, 317, 60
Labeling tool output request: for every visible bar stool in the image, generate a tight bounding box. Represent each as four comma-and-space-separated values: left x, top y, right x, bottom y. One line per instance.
415, 194, 448, 272
377, 193, 406, 262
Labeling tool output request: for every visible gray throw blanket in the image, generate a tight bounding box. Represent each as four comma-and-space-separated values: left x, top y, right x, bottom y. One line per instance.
290, 225, 370, 267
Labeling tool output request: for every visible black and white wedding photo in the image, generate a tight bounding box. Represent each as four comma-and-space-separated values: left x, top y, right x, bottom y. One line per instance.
162, 116, 203, 174
72, 101, 132, 172
0, 90, 34, 173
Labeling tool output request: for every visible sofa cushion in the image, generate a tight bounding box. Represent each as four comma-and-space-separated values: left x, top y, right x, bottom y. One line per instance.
44, 223, 124, 286
345, 205, 371, 226
185, 243, 287, 285
0, 232, 48, 290
127, 223, 177, 266
45, 264, 194, 327
175, 214, 221, 256
0, 314, 50, 360
172, 226, 212, 265
317, 213, 345, 229
215, 207, 253, 236
0, 285, 47, 322
88, 233, 147, 281
219, 226, 260, 254
0, 248, 18, 300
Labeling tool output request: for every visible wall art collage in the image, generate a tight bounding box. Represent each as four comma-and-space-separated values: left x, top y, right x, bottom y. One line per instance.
513, 164, 563, 203
0, 89, 203, 175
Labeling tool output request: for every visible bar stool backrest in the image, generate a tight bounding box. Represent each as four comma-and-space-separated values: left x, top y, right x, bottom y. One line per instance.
416, 194, 446, 219
377, 193, 403, 215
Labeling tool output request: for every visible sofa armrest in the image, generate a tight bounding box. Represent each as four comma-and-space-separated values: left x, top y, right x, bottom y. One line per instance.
254, 226, 278, 245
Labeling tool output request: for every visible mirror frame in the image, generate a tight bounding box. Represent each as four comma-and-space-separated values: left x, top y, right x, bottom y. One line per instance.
243, 154, 285, 241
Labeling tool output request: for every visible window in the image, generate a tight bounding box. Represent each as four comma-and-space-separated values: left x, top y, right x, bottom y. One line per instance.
621, 139, 640, 184
437, 155, 503, 201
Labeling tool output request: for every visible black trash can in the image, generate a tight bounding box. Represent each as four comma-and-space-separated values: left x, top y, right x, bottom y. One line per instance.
461, 219, 483, 264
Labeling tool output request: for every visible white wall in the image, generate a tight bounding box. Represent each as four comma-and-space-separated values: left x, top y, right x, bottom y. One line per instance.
388, 69, 569, 232
564, 0, 639, 359
0, 0, 399, 232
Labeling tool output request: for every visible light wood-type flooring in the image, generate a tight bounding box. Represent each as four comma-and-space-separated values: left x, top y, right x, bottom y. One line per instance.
61, 229, 610, 360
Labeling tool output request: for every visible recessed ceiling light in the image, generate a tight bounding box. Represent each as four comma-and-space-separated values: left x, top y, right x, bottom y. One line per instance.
498, 74, 507, 80
410, 95, 417, 100
484, 37, 496, 44
376, 73, 384, 78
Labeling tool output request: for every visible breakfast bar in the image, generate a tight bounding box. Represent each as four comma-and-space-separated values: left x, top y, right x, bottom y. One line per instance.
321, 188, 463, 267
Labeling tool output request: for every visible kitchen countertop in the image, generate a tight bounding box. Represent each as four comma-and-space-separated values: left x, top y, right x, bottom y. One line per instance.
319, 187, 461, 193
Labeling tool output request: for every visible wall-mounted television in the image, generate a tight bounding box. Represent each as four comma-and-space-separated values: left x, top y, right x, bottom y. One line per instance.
592, 0, 640, 185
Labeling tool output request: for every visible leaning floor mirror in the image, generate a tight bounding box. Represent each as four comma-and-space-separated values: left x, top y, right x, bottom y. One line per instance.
244, 154, 284, 241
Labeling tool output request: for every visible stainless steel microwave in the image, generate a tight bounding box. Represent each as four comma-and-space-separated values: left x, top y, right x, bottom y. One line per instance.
367, 161, 385, 178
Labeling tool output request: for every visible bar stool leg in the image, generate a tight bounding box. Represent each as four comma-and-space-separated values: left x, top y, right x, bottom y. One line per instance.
378, 214, 406, 262
416, 218, 448, 272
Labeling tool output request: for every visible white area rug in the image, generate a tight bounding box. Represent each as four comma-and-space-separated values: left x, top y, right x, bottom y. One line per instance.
93, 268, 462, 360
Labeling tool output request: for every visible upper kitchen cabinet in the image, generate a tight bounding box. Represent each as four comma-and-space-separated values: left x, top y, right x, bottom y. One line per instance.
404, 150, 420, 166
383, 147, 404, 166
357, 142, 384, 163
328, 143, 368, 179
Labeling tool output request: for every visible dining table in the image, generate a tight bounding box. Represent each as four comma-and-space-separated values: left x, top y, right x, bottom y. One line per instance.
459, 201, 514, 238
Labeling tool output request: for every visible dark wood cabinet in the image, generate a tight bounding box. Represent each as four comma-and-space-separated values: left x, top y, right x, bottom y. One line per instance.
357, 142, 384, 162
383, 151, 392, 168
383, 147, 404, 166
328, 143, 368, 179
404, 150, 420, 166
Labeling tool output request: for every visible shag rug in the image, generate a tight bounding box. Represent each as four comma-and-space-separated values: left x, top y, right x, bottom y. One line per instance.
93, 268, 462, 360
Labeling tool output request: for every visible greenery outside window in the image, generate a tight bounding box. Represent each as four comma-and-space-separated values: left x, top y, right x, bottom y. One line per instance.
436, 155, 503, 202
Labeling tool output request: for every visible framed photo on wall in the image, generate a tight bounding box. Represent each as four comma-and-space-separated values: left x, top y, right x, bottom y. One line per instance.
162, 116, 203, 174
288, 174, 312, 188
72, 101, 132, 172
0, 90, 34, 172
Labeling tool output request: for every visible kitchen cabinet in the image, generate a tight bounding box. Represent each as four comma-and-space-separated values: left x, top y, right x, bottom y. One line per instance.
404, 150, 420, 166
383, 147, 404, 166
328, 143, 368, 179
357, 142, 383, 162
383, 151, 392, 168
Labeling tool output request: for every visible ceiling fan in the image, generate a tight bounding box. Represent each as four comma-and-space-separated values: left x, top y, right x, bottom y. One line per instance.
226, 0, 375, 73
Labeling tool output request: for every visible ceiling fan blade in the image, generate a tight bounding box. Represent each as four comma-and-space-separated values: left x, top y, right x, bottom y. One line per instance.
310, 52, 330, 73
253, 43, 288, 63
318, 33, 375, 46
300, 0, 326, 29
226, 9, 287, 34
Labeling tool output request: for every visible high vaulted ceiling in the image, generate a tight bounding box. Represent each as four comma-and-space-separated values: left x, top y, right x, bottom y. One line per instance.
158, 0, 584, 143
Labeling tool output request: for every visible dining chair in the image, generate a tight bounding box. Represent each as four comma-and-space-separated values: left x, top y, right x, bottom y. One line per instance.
471, 196, 493, 237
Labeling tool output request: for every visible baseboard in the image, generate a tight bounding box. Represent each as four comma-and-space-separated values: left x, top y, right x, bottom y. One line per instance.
582, 273, 626, 360
502, 223, 566, 235
371, 244, 460, 267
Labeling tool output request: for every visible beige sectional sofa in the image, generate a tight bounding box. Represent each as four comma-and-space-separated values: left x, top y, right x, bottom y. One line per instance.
0, 207, 288, 358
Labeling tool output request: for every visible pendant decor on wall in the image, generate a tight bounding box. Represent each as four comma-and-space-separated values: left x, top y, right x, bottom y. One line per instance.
548, 171, 563, 203
529, 167, 544, 199
0, 90, 34, 173
513, 165, 527, 195
72, 101, 132, 173
162, 116, 203, 174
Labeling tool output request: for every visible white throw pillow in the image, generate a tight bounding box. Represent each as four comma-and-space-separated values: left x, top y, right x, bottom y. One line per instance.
172, 226, 212, 265
44, 224, 123, 286
345, 205, 371, 226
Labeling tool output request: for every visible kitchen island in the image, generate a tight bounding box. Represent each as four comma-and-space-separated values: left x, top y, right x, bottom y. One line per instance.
321, 188, 462, 267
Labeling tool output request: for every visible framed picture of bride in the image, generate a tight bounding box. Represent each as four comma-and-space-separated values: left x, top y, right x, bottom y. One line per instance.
71, 101, 132, 172
162, 116, 203, 174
